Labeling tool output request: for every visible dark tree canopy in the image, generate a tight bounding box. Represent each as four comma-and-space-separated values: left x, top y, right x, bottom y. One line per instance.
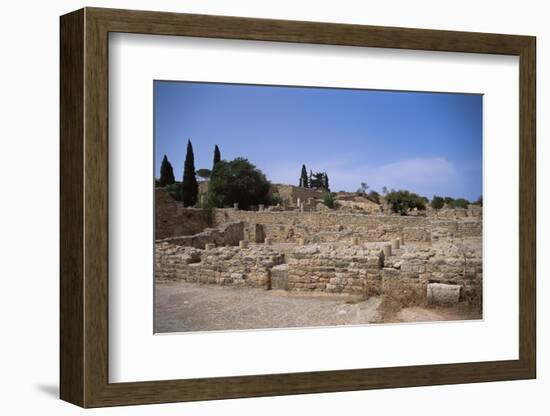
451, 198, 470, 209
196, 168, 211, 179
431, 195, 445, 210
323, 172, 330, 192
208, 158, 271, 210
309, 171, 330, 191
299, 164, 309, 188
385, 190, 427, 215
441, 196, 470, 209
181, 140, 198, 206
213, 144, 221, 168
159, 155, 175, 187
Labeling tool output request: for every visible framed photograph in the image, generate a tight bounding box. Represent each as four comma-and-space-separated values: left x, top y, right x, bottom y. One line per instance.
60, 7, 536, 408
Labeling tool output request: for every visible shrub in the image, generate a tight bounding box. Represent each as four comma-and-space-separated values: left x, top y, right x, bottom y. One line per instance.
322, 192, 339, 209
431, 195, 445, 210
439, 196, 470, 209
367, 190, 380, 204
385, 190, 426, 215
270, 192, 283, 206
164, 182, 182, 201
208, 158, 271, 210
451, 198, 469, 209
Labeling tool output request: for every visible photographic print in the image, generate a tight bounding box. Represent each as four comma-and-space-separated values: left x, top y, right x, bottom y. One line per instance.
154, 81, 483, 333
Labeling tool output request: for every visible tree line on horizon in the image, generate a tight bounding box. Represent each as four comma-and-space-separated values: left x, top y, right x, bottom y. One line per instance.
157, 142, 481, 214
298, 164, 330, 192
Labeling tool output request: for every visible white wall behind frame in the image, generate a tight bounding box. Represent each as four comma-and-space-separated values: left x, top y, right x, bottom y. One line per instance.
1, 1, 546, 415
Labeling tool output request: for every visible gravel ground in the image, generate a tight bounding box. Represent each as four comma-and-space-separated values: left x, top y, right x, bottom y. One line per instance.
154, 281, 481, 333
154, 281, 383, 333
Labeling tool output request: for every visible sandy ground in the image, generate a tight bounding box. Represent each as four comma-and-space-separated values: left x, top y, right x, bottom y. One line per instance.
154, 281, 481, 333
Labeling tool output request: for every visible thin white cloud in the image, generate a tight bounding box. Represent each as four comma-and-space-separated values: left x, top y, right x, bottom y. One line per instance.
261, 156, 463, 198
327, 157, 458, 196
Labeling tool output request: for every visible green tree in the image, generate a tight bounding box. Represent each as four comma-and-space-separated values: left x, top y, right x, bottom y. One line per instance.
323, 172, 330, 192
196, 168, 211, 180
299, 164, 309, 187
474, 195, 483, 206
213, 144, 221, 168
208, 158, 271, 209
451, 198, 470, 209
181, 140, 198, 206
385, 190, 427, 215
381, 186, 388, 195
442, 196, 470, 209
431, 195, 445, 210
357, 182, 369, 195
159, 155, 175, 187
310, 171, 329, 191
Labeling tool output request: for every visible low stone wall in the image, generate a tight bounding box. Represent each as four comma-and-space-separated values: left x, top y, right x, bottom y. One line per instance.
155, 244, 285, 288
286, 245, 384, 294
155, 239, 482, 305
383, 241, 482, 305
430, 218, 482, 241
155, 188, 212, 239
156, 221, 245, 249
213, 209, 434, 243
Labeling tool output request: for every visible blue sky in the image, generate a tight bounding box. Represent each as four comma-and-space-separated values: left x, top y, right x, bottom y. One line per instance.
154, 81, 482, 201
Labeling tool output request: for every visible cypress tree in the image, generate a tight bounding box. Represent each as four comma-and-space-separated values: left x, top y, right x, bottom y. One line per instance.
159, 155, 175, 186
181, 140, 198, 206
213, 144, 221, 168
300, 164, 309, 188
323, 172, 330, 192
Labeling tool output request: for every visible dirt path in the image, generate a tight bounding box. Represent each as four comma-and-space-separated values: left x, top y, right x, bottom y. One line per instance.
154, 281, 481, 333
155, 281, 383, 333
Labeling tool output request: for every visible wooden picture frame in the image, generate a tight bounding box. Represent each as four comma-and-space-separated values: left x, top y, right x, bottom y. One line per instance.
60, 7, 536, 408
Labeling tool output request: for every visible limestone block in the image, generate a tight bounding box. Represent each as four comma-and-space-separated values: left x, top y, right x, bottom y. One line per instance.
239, 240, 249, 249
382, 244, 392, 258
391, 239, 400, 250
427, 283, 461, 305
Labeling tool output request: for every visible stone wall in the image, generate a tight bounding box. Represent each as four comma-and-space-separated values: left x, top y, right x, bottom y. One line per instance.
286, 245, 384, 294
213, 209, 480, 243
155, 188, 212, 239
270, 184, 324, 207
155, 239, 481, 306
156, 221, 244, 249
155, 244, 285, 288
382, 241, 482, 305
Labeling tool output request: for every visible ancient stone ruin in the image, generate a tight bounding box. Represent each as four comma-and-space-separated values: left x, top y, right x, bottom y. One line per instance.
155, 187, 482, 308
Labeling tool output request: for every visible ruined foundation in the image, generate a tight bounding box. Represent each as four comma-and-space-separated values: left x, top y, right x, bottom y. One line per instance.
155, 188, 482, 307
